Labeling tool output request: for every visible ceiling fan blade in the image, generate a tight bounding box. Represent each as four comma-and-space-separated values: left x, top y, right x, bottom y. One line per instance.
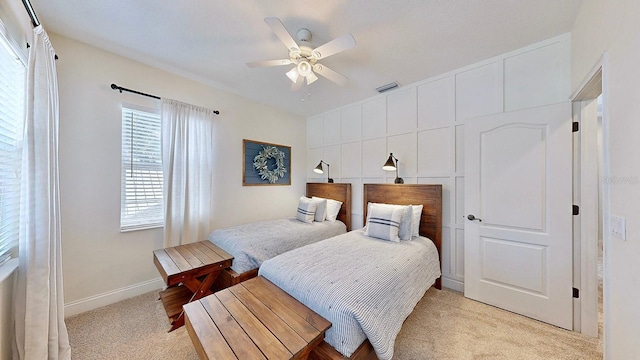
247, 59, 292, 68
313, 64, 349, 86
264, 17, 300, 52
312, 34, 356, 60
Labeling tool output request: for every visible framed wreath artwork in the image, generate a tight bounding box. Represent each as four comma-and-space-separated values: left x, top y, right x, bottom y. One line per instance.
242, 139, 291, 186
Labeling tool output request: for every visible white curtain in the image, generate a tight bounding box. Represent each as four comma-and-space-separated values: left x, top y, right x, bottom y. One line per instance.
13, 26, 71, 360
162, 98, 216, 247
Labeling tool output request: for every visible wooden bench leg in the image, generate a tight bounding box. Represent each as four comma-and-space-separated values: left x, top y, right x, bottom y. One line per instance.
169, 269, 221, 332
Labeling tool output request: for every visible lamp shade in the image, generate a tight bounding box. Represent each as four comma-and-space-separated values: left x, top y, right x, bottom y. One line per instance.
382, 154, 396, 171
313, 160, 333, 183
382, 153, 403, 184
313, 161, 324, 174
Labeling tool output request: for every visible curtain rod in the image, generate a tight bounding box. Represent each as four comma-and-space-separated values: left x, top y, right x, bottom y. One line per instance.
111, 83, 220, 115
22, 0, 59, 60
21, 0, 39, 27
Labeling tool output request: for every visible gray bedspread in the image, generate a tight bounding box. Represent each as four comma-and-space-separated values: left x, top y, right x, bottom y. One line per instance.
259, 230, 441, 360
208, 218, 346, 273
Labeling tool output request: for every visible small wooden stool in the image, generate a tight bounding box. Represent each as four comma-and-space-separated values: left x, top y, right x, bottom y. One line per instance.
153, 240, 233, 331
184, 276, 331, 359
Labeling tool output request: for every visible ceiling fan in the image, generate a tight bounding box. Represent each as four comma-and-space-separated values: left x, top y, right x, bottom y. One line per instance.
247, 17, 356, 90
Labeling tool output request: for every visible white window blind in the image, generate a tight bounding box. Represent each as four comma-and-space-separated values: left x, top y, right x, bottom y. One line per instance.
120, 106, 163, 231
0, 33, 26, 267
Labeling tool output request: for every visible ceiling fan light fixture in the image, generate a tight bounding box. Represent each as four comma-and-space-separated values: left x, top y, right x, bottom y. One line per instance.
297, 60, 312, 76
306, 72, 318, 85
286, 67, 299, 83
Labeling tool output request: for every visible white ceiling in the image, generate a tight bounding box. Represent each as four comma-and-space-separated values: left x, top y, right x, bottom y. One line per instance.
31, 0, 583, 117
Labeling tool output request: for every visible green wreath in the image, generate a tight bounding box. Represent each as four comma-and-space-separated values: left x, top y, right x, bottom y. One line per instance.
253, 145, 287, 183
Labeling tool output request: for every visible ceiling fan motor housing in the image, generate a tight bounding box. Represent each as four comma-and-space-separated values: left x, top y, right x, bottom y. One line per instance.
296, 28, 312, 42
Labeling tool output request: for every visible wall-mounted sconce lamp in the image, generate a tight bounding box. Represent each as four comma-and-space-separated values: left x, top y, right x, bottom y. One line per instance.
382, 153, 404, 184
313, 160, 334, 183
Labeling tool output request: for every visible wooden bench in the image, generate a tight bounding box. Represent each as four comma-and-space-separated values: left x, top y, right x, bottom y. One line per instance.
184, 276, 331, 360
153, 240, 234, 331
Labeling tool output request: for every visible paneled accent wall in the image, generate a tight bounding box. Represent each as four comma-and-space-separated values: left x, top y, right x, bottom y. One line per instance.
307, 34, 570, 290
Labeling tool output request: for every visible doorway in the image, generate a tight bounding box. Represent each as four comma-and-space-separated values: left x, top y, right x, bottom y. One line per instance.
571, 61, 606, 340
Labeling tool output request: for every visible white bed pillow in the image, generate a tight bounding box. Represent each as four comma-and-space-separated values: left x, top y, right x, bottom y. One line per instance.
364, 202, 412, 240
312, 196, 343, 222
325, 198, 343, 222
296, 196, 317, 223
411, 205, 424, 237
364, 203, 410, 242
311, 197, 328, 222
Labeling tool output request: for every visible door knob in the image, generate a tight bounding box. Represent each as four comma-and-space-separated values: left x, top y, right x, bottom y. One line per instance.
467, 214, 482, 222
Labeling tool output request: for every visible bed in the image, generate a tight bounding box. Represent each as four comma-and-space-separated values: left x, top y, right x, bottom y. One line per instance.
258, 184, 442, 360
210, 182, 352, 289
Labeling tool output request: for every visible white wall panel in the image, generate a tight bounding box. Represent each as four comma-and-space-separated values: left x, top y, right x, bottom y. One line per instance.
323, 111, 341, 144
362, 138, 387, 177
341, 105, 362, 142
323, 145, 342, 180
417, 127, 452, 174
387, 88, 417, 134
455, 62, 502, 121
455, 125, 465, 173
307, 146, 323, 179
418, 76, 455, 129
441, 226, 452, 275
342, 177, 363, 216
307, 115, 324, 148
455, 177, 465, 225
388, 133, 417, 178
341, 141, 362, 178
418, 177, 452, 225
362, 98, 386, 139
504, 40, 570, 111
455, 228, 465, 278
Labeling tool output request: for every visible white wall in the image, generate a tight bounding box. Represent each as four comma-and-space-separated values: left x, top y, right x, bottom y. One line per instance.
572, 1, 640, 358
307, 34, 571, 291
51, 34, 306, 316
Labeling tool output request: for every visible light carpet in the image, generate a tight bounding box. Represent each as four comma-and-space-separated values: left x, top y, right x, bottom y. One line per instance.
66, 287, 602, 359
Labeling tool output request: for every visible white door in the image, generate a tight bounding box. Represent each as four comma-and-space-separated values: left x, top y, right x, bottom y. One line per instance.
464, 102, 573, 330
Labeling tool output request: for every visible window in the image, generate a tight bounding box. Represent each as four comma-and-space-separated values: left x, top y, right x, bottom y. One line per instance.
0, 32, 26, 267
120, 105, 163, 231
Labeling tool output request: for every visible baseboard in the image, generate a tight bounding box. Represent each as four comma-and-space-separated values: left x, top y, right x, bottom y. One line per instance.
64, 277, 164, 318
441, 277, 464, 293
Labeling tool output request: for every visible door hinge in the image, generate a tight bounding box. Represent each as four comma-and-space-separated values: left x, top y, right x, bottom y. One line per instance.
573, 205, 579, 215
572, 122, 579, 132
573, 287, 580, 298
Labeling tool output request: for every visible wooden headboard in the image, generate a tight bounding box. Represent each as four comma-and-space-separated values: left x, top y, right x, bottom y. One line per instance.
363, 184, 442, 289
306, 183, 352, 231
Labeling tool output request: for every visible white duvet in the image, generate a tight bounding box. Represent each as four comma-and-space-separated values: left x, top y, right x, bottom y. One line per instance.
208, 218, 346, 273
259, 229, 441, 360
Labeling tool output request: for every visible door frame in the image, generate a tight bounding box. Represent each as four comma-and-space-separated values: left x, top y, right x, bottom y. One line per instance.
570, 53, 609, 341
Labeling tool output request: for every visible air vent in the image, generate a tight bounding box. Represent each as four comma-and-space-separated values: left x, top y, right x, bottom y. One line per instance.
376, 82, 400, 93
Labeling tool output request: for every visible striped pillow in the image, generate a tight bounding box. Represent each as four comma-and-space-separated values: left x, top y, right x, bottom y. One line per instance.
364, 202, 412, 240
364, 203, 410, 242
296, 196, 317, 223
